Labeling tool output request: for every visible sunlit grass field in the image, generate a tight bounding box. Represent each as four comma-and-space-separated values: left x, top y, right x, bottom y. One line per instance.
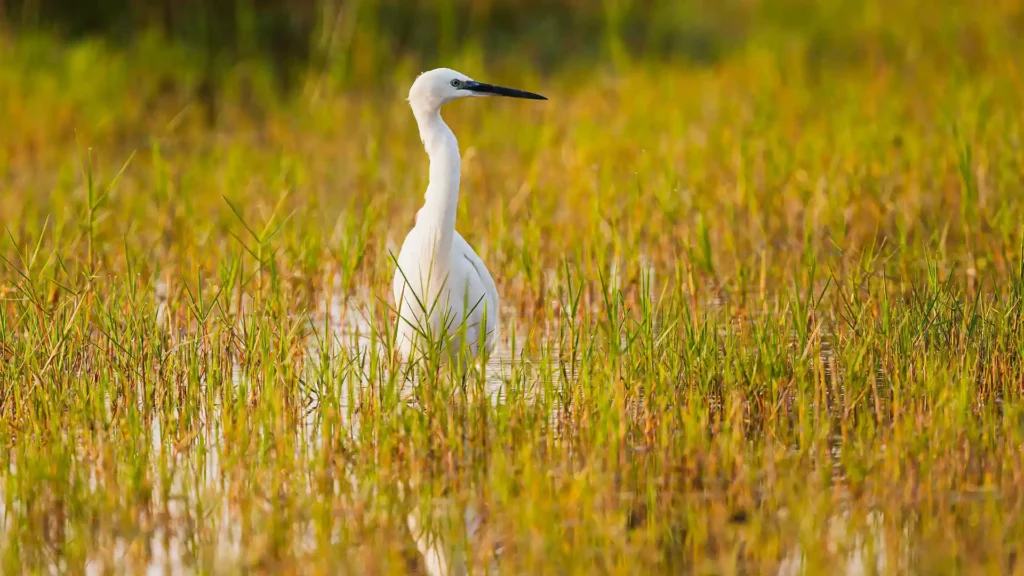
2, 1, 1024, 573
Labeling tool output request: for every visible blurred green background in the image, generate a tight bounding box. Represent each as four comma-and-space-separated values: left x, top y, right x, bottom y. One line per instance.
4, 0, 1018, 101
1, 0, 1021, 281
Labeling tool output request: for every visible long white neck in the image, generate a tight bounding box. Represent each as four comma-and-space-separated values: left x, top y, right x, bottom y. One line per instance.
412, 105, 460, 261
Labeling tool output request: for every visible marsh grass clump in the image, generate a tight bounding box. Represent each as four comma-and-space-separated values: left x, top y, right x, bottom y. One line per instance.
2, 0, 1024, 573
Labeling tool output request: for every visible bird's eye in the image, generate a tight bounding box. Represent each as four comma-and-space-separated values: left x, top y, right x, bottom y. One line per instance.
450, 79, 461, 88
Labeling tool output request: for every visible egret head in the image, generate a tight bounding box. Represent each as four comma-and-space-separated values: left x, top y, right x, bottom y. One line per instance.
408, 68, 546, 113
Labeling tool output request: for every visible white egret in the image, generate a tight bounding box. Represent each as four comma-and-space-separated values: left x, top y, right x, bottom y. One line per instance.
392, 68, 546, 362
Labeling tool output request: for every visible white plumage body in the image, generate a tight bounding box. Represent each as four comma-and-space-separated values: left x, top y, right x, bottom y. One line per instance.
393, 226, 499, 360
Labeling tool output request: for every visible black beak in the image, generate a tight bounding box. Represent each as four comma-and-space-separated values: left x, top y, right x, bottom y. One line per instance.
464, 80, 547, 100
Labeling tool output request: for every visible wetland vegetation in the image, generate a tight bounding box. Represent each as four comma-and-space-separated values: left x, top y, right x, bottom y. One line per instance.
1, 0, 1023, 573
